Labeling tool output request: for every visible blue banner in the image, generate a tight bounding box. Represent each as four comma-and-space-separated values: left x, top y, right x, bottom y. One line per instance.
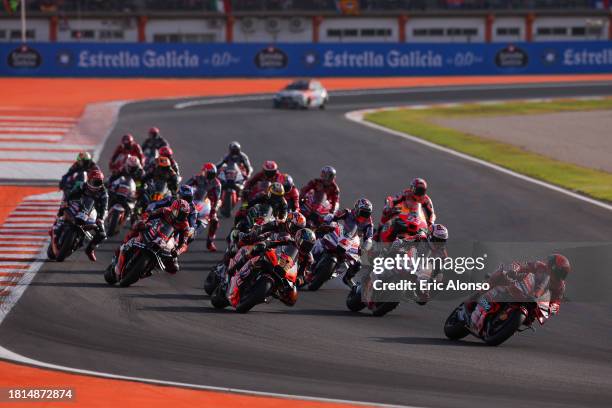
2, 42, 612, 77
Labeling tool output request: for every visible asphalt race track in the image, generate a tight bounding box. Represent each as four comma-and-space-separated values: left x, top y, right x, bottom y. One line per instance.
2, 82, 612, 408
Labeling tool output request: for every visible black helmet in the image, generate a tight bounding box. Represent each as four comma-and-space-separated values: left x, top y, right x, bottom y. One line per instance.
354, 198, 373, 219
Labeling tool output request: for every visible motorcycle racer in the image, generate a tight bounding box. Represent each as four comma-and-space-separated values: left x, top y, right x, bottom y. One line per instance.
322, 198, 374, 287
141, 127, 169, 159
145, 184, 198, 231
60, 169, 108, 262
469, 254, 570, 333
381, 178, 435, 226
216, 141, 253, 178
145, 145, 180, 177
238, 211, 306, 247
280, 173, 300, 212
186, 163, 221, 252
246, 182, 288, 222
142, 156, 179, 196
117, 199, 192, 275
300, 165, 340, 215
242, 160, 282, 199
59, 151, 100, 194
109, 134, 145, 180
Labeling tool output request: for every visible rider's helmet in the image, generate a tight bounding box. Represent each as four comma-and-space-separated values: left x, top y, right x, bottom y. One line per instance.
320, 165, 336, 184
548, 253, 571, 280
86, 169, 104, 192
409, 178, 428, 197
124, 155, 140, 172
262, 160, 279, 180
158, 146, 173, 158
281, 173, 294, 193
170, 199, 190, 223
178, 185, 194, 203
156, 156, 171, 168
77, 151, 92, 164
295, 228, 316, 253
429, 224, 448, 242
285, 211, 306, 235
148, 127, 160, 138
202, 162, 217, 179
121, 133, 135, 149
353, 198, 373, 220
229, 141, 241, 155
267, 182, 285, 199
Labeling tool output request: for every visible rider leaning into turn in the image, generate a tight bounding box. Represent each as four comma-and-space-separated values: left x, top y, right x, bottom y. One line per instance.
322, 198, 374, 287
60, 169, 109, 263
186, 163, 222, 252
470, 254, 571, 333
300, 165, 340, 214
59, 151, 100, 193
380, 178, 436, 226
216, 141, 253, 178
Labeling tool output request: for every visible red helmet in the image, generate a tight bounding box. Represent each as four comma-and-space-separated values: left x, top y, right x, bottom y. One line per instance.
121, 133, 134, 147
148, 127, 160, 137
201, 162, 217, 179
410, 178, 428, 197
262, 160, 279, 179
548, 254, 571, 280
158, 146, 173, 158
170, 199, 190, 222
86, 169, 104, 191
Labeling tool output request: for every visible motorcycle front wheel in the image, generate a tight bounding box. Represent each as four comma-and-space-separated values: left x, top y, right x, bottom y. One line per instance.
444, 305, 470, 340
119, 251, 151, 287
211, 284, 230, 309
235, 277, 273, 314
204, 267, 220, 296
106, 210, 122, 237
483, 308, 524, 346
307, 255, 336, 292
346, 285, 366, 312
55, 226, 76, 262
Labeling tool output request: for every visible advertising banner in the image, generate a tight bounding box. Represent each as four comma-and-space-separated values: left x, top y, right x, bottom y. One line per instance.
2, 42, 612, 77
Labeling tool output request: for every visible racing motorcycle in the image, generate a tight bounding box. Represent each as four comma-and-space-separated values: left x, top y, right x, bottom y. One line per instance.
306, 221, 361, 291
300, 190, 333, 230
210, 244, 299, 313
377, 199, 429, 244
218, 163, 244, 218
204, 205, 275, 296
104, 218, 177, 287
135, 179, 171, 219
443, 291, 551, 346
106, 175, 137, 237
346, 238, 441, 316
47, 196, 98, 262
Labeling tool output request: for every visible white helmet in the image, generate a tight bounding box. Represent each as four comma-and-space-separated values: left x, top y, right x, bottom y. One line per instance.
429, 224, 448, 242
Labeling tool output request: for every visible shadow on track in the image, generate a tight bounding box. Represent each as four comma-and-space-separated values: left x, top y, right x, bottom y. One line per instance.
372, 336, 484, 347
29, 282, 110, 288
140, 305, 228, 314
126, 293, 207, 301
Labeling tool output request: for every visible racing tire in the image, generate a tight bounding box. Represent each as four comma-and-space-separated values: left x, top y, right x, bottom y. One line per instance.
236, 277, 273, 314
483, 308, 524, 347
372, 302, 400, 317
107, 210, 121, 238
119, 252, 149, 287
307, 255, 336, 292
221, 192, 232, 218
104, 264, 117, 285
346, 285, 366, 312
211, 285, 230, 309
204, 267, 220, 296
55, 227, 76, 262
444, 305, 470, 340
46, 244, 56, 260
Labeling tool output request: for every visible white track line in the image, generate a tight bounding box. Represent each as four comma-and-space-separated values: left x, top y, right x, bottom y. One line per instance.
0, 126, 70, 132
0, 345, 413, 408
0, 115, 76, 122
0, 134, 63, 141
345, 105, 612, 213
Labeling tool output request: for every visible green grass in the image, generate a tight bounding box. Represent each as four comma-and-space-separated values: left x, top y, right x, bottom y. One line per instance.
365, 98, 612, 202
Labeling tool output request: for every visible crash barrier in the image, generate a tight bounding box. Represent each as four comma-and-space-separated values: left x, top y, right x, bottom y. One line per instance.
3, 41, 612, 77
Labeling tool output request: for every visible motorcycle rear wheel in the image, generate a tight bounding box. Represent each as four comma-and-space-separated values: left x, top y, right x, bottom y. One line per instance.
483, 308, 524, 347
221, 192, 233, 218
444, 305, 470, 340
307, 255, 336, 292
235, 277, 273, 314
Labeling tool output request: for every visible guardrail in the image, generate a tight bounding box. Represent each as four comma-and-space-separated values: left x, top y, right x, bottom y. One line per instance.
2, 42, 612, 77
